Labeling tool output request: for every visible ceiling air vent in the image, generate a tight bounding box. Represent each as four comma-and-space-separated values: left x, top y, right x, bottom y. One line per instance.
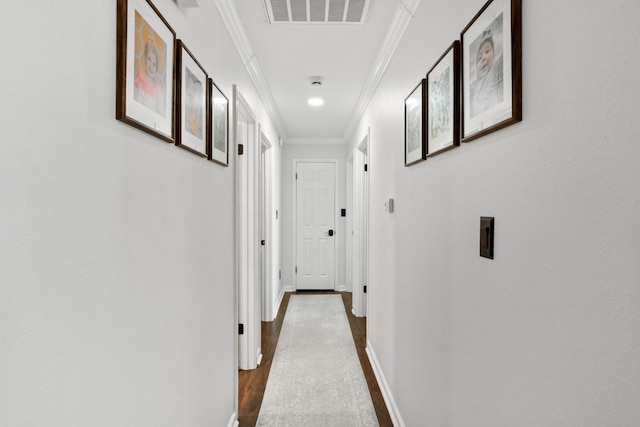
265, 0, 372, 24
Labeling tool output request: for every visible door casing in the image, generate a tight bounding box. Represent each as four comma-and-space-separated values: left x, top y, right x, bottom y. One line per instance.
292, 159, 340, 291
234, 86, 262, 372
352, 130, 369, 317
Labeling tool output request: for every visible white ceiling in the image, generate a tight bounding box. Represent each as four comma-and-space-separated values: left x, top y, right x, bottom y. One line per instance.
231, 0, 404, 142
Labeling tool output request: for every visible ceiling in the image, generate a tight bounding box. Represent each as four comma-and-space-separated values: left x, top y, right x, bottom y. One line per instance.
230, 0, 408, 142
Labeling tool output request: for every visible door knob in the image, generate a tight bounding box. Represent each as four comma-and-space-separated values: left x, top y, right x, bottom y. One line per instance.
328, 229, 334, 237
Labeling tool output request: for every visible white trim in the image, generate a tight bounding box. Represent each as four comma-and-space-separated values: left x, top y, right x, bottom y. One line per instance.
284, 284, 296, 292
338, 284, 347, 292
286, 137, 346, 145
257, 350, 263, 366
259, 127, 275, 322
366, 341, 406, 427
273, 286, 286, 320
226, 411, 239, 427
292, 159, 340, 291
235, 86, 261, 371
352, 129, 369, 317
343, 0, 422, 142
214, 0, 287, 139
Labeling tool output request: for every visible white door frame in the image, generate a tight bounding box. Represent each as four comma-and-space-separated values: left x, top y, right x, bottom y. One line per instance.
292, 158, 340, 291
258, 127, 274, 321
346, 152, 354, 294
352, 129, 369, 317
234, 86, 262, 371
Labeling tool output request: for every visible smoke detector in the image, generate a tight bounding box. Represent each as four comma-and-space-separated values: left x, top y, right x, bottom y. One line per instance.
310, 76, 324, 86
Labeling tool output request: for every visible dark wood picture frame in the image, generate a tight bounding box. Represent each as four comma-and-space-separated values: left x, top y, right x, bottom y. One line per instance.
116, 0, 176, 143
176, 40, 209, 157
426, 41, 461, 157
461, 0, 522, 142
404, 80, 427, 166
208, 79, 230, 166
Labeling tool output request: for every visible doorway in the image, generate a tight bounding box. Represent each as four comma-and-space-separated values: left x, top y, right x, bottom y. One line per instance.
258, 128, 274, 321
235, 86, 261, 371
293, 160, 339, 290
352, 130, 369, 317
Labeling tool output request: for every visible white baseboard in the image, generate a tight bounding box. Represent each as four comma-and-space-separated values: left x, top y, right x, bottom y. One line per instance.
338, 284, 347, 292
284, 284, 295, 292
226, 411, 239, 427
273, 286, 286, 320
366, 341, 406, 427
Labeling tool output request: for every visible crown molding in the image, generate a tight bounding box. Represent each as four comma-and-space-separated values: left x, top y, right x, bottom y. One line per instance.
214, 0, 288, 139
285, 137, 347, 145
343, 0, 421, 143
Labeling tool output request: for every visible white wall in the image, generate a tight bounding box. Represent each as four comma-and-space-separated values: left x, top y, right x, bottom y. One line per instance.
0, 1, 279, 425
281, 143, 348, 291
353, 1, 640, 426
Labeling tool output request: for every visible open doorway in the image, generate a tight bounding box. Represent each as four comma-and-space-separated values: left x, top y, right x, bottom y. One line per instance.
352, 129, 369, 317
234, 85, 262, 372
258, 128, 275, 321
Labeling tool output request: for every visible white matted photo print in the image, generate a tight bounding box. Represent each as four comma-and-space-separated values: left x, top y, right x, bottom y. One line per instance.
176, 40, 208, 157
461, 0, 522, 142
404, 80, 426, 166
116, 0, 175, 142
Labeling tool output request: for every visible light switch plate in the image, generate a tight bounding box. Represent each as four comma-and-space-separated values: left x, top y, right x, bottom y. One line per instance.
480, 217, 494, 259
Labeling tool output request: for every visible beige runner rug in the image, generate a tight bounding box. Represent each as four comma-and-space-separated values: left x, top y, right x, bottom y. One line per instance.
256, 294, 379, 427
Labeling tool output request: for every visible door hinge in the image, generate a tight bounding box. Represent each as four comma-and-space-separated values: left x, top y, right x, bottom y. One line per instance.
238, 323, 244, 335
279, 270, 282, 280
364, 164, 368, 172
295, 173, 298, 180
364, 285, 367, 294
238, 144, 244, 155
295, 266, 298, 274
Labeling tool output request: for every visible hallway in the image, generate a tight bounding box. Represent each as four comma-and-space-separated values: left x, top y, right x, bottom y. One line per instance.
239, 292, 392, 427
2, 1, 640, 426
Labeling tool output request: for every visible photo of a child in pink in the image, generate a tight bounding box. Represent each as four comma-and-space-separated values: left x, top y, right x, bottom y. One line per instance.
133, 12, 166, 116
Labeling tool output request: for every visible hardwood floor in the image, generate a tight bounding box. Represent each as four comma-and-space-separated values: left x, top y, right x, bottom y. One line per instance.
238, 291, 393, 427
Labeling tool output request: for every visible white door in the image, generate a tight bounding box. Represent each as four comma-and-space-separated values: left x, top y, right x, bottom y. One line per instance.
295, 162, 336, 290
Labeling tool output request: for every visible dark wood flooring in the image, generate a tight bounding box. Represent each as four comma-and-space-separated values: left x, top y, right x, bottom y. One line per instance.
238, 291, 393, 427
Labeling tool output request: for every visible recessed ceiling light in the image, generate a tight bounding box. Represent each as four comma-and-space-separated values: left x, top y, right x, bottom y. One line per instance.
308, 98, 324, 106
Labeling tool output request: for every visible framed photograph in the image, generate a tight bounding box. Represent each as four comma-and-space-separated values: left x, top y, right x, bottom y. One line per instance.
461, 0, 522, 142
116, 0, 175, 143
426, 41, 460, 157
208, 79, 229, 166
404, 80, 426, 166
176, 40, 208, 157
